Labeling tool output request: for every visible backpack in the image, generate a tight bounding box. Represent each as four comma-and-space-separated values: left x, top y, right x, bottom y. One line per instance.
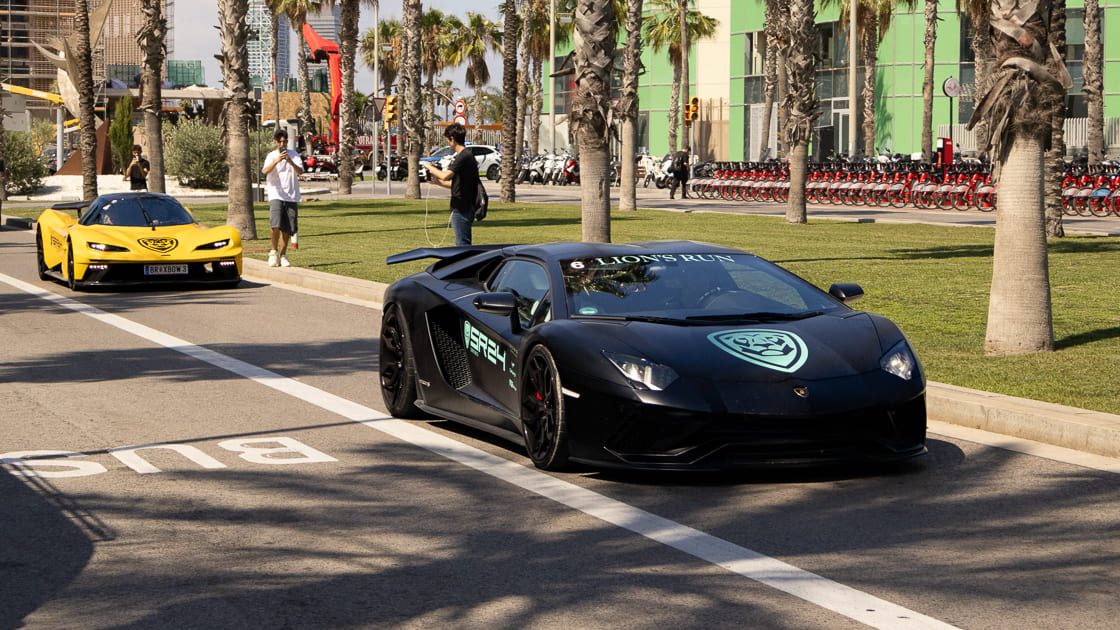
672, 152, 687, 175
474, 183, 489, 222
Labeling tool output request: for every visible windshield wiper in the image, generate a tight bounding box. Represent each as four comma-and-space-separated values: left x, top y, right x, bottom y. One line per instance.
137, 203, 156, 230
573, 314, 696, 326
686, 311, 824, 322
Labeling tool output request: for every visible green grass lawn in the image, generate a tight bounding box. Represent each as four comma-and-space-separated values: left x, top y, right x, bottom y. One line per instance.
15, 198, 1120, 415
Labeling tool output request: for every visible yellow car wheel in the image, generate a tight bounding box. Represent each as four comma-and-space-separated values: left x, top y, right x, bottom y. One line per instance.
66, 242, 82, 292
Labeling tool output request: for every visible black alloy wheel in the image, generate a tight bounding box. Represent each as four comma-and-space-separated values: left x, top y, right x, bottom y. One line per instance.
520, 345, 569, 471
379, 304, 424, 418
36, 230, 50, 280
66, 242, 82, 291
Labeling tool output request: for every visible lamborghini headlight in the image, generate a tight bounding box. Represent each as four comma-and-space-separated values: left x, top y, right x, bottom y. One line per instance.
880, 340, 918, 381
87, 242, 129, 252
604, 351, 678, 391
195, 239, 231, 250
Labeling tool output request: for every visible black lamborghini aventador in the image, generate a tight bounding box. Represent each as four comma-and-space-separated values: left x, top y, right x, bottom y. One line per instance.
379, 241, 926, 471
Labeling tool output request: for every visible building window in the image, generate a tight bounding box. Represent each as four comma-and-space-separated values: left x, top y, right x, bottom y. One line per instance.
818, 24, 834, 69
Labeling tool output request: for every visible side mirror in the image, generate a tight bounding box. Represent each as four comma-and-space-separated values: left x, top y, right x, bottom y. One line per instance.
473, 292, 521, 333
828, 283, 864, 304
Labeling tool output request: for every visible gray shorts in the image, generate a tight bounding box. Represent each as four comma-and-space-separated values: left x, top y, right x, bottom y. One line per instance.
269, 200, 298, 234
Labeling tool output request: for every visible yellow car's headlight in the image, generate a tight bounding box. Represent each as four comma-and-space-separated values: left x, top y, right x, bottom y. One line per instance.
88, 242, 129, 252
195, 239, 232, 250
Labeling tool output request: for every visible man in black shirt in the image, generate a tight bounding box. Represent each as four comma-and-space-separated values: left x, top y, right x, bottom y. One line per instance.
669, 146, 690, 200
422, 123, 480, 246
125, 144, 150, 191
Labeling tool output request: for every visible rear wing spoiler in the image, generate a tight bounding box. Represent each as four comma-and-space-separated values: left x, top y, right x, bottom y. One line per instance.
50, 200, 94, 212
386, 245, 511, 267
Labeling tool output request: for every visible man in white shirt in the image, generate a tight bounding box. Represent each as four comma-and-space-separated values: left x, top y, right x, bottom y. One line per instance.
261, 130, 304, 267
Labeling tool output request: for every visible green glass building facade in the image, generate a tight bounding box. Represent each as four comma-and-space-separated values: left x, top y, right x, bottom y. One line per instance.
545, 1, 1120, 161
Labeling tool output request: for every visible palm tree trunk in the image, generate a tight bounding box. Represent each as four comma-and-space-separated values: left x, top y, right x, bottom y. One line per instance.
861, 13, 878, 156
219, 0, 255, 239
271, 9, 280, 125
572, 0, 617, 242
921, 0, 937, 162
138, 0, 166, 193
668, 62, 681, 152
500, 0, 519, 202
530, 58, 543, 155
515, 0, 532, 168
776, 48, 788, 159
337, 0, 359, 195
402, 0, 422, 199
298, 24, 314, 149
618, 0, 643, 212
970, 23, 995, 153
679, 0, 690, 152
783, 0, 816, 224
1045, 0, 1067, 237
1083, 0, 1104, 163
758, 0, 778, 161
0, 101, 7, 203
75, 0, 99, 200
986, 132, 1053, 354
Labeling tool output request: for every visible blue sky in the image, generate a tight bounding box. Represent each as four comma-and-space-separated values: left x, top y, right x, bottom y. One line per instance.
175, 1, 504, 92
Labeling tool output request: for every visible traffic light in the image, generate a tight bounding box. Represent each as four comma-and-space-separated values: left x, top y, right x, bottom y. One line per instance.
383, 95, 398, 127
683, 102, 693, 126
688, 96, 699, 123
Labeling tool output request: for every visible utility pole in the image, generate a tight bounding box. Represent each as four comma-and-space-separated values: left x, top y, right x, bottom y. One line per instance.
848, 0, 858, 157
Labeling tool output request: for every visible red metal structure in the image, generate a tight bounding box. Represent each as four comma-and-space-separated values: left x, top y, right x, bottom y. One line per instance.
302, 22, 342, 149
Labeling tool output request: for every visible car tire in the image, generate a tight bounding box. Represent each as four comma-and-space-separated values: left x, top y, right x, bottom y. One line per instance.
66, 242, 83, 291
379, 304, 426, 419
487, 164, 500, 181
36, 229, 50, 281
520, 345, 570, 471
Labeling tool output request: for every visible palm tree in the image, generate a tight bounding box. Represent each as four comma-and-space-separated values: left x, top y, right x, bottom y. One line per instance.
361, 19, 402, 96
278, 0, 324, 148
75, 0, 98, 201
643, 0, 718, 153
515, 1, 533, 165
571, 0, 617, 242
1083, 0, 1104, 163
401, 0, 422, 199
500, 0, 519, 202
920, 0, 937, 162
323, 0, 369, 196
757, 0, 781, 160
965, 0, 1066, 355
265, 0, 285, 126
218, 0, 256, 239
420, 10, 463, 148
782, 0, 817, 224
1045, 0, 1066, 237
448, 13, 502, 136
617, 0, 644, 211
137, 0, 167, 193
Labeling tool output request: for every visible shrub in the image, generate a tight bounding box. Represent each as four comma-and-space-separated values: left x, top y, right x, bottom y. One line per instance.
2, 131, 48, 195
165, 118, 227, 188
108, 93, 135, 173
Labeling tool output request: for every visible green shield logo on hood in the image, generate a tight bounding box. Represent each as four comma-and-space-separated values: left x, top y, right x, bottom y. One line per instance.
707, 329, 809, 374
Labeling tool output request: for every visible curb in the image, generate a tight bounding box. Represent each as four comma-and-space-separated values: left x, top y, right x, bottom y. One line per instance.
7, 213, 1120, 461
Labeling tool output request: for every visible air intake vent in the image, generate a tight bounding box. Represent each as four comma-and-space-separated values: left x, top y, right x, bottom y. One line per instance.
430, 318, 472, 390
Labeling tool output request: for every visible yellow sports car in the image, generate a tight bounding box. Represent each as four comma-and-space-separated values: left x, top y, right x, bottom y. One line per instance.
35, 192, 243, 290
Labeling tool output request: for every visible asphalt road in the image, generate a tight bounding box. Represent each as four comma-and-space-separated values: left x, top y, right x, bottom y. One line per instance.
2, 225, 1118, 630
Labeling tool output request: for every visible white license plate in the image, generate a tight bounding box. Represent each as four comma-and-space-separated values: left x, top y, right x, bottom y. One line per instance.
144, 264, 189, 276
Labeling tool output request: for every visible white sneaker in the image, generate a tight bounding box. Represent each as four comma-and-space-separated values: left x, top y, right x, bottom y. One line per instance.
280, 255, 292, 268
267, 250, 279, 267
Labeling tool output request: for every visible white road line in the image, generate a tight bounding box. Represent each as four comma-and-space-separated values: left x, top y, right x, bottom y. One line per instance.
928, 421, 1120, 474
1, 272, 958, 630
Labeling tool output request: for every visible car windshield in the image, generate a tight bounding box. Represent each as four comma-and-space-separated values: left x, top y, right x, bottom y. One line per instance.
561, 253, 844, 321
82, 196, 195, 228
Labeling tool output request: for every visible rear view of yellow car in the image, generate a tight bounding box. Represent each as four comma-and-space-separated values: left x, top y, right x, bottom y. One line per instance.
35, 192, 242, 290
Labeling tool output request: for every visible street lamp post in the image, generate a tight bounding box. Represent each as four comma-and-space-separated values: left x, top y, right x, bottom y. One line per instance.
848, 0, 858, 157
372, 0, 379, 196
549, 0, 556, 153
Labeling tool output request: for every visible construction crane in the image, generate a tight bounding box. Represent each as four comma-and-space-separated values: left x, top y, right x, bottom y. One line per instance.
1, 83, 79, 170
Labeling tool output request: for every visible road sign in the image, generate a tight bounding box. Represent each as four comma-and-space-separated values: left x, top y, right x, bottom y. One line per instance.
453, 114, 468, 126
454, 99, 466, 115
942, 77, 962, 98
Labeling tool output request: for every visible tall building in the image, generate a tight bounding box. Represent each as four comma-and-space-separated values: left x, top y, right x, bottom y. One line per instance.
247, 0, 290, 90
0, 0, 78, 96
303, 4, 339, 93
93, 0, 175, 86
